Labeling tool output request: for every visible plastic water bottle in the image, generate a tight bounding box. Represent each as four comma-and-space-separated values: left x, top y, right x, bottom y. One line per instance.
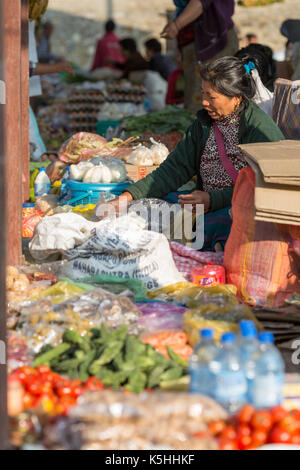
34, 168, 51, 198
189, 329, 219, 396
246, 332, 285, 409
212, 332, 247, 413
238, 320, 259, 366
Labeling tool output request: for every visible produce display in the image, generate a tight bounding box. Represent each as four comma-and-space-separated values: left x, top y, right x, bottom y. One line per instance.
209, 405, 300, 450
6, 266, 57, 305
58, 132, 136, 165
33, 326, 189, 392
14, 288, 143, 354
47, 390, 227, 450
123, 106, 195, 137
9, 366, 104, 416
142, 331, 193, 361
126, 139, 168, 166
69, 157, 127, 184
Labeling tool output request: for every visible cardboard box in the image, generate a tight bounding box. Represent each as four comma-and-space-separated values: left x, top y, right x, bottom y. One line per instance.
239, 140, 300, 225
125, 164, 158, 183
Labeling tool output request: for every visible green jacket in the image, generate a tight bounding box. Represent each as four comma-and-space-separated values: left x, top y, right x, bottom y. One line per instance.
126, 102, 285, 211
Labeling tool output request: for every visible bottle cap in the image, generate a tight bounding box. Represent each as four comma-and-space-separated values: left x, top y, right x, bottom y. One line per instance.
200, 329, 214, 339
221, 332, 236, 344
239, 320, 257, 338
259, 332, 274, 344
22, 203, 35, 208
39, 168, 46, 172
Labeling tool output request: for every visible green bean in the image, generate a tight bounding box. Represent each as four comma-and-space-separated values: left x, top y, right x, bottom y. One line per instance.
33, 343, 70, 367
166, 346, 188, 368
160, 366, 183, 383
78, 350, 97, 381
89, 340, 123, 374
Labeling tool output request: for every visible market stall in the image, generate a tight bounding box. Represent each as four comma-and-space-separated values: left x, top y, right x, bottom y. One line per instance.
2, 0, 300, 454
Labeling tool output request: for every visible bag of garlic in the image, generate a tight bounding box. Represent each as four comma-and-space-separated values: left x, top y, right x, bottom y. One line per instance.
60, 213, 185, 291
70, 157, 127, 184
149, 138, 169, 165
127, 145, 154, 166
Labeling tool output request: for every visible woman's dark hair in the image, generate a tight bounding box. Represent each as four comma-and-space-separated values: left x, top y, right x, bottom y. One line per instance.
199, 56, 256, 112
120, 38, 137, 53
144, 38, 162, 53
105, 20, 115, 33
235, 44, 277, 91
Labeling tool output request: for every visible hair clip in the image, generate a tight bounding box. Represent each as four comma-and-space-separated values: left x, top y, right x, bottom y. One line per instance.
244, 61, 256, 75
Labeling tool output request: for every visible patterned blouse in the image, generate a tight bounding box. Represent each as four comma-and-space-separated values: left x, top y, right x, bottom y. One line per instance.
200, 111, 248, 192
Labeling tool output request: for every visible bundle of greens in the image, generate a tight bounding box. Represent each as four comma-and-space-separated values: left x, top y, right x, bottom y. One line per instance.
123, 106, 195, 137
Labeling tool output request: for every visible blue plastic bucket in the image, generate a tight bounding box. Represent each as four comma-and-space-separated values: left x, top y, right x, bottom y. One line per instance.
65, 180, 131, 206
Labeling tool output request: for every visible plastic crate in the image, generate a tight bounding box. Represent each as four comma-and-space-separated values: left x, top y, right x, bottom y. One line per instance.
62, 180, 131, 207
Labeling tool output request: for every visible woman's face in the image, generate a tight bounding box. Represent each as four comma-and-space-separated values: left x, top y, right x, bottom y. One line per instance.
201, 80, 242, 120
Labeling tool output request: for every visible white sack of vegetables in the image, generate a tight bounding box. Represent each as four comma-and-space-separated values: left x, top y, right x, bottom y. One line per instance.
60, 213, 185, 291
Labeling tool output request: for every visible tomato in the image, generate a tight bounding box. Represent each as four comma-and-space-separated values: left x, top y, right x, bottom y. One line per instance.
218, 438, 239, 451
251, 429, 268, 447
23, 392, 34, 409
270, 406, 288, 424
53, 378, 71, 393
290, 409, 300, 421
251, 410, 273, 431
220, 425, 237, 441
26, 378, 45, 396
39, 394, 56, 414
36, 366, 51, 375
238, 435, 252, 450
278, 414, 300, 434
208, 420, 227, 436
14, 367, 36, 384
84, 377, 103, 391
290, 434, 300, 445
236, 424, 251, 438
268, 426, 292, 444
55, 396, 77, 415
56, 385, 73, 398
237, 405, 255, 424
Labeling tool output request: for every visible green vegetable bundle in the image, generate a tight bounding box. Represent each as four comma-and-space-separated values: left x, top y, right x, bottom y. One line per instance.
33, 326, 188, 393
123, 106, 195, 137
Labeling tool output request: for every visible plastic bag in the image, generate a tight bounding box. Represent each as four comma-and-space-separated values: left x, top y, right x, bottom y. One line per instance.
28, 279, 93, 304
79, 274, 147, 301
22, 212, 44, 238
69, 161, 94, 181
58, 133, 107, 165
59, 390, 226, 450
137, 302, 187, 334
16, 287, 143, 353
142, 330, 193, 360
149, 138, 169, 165
127, 145, 154, 166
183, 302, 262, 345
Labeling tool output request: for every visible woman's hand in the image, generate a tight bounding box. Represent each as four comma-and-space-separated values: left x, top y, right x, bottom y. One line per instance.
95, 192, 133, 220
160, 21, 179, 39
178, 191, 211, 213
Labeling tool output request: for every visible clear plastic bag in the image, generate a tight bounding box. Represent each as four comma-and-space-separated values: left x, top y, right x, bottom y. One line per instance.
137, 302, 187, 334
57, 390, 227, 450
16, 287, 143, 353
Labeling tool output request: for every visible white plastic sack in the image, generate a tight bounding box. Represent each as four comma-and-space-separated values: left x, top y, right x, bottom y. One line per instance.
29, 213, 102, 261
60, 213, 185, 290
251, 69, 274, 117
144, 71, 167, 112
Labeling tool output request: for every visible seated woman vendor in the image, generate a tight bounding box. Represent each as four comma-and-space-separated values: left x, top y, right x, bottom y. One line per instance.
98, 56, 284, 251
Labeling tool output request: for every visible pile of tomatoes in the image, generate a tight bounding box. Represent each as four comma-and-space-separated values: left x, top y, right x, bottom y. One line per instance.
10, 366, 104, 415
208, 405, 300, 450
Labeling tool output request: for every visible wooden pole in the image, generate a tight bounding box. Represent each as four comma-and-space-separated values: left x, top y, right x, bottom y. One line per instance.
3, 0, 23, 266
0, 0, 9, 452
21, 0, 30, 203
